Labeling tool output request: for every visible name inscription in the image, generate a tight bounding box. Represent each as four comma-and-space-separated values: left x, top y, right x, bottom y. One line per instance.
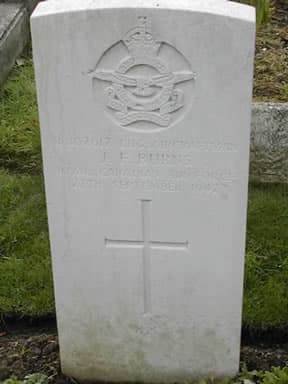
52, 135, 239, 197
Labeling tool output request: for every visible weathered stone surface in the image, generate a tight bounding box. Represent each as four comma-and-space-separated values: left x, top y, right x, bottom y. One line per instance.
0, 3, 28, 85
250, 103, 288, 183
3, 0, 38, 13
31, 0, 255, 381
0, 0, 39, 86
23, 0, 39, 15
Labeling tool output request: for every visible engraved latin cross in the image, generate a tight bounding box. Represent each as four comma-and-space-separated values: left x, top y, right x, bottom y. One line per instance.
105, 200, 189, 314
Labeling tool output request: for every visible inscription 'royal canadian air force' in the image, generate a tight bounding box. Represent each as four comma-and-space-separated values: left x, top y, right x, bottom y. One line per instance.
89, 17, 195, 130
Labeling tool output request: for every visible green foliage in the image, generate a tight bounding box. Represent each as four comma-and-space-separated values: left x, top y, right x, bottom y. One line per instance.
0, 58, 42, 174
240, 366, 288, 384
2, 369, 288, 384
255, 0, 271, 26
191, 367, 288, 382
0, 169, 54, 316
243, 183, 288, 329
0, 374, 48, 384
238, 0, 271, 26
261, 367, 288, 384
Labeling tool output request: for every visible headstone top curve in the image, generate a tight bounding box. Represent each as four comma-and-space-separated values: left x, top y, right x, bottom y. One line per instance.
31, 0, 255, 22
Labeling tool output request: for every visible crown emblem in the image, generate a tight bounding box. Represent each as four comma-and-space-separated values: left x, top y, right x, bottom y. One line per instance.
90, 17, 196, 130
123, 16, 161, 58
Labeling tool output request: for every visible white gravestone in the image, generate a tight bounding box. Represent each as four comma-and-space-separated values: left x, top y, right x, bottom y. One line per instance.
31, 0, 255, 381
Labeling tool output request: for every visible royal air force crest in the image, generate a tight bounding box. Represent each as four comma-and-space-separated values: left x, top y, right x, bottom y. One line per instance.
90, 17, 195, 130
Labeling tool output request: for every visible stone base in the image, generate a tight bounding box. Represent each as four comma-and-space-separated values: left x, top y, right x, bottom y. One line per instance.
250, 103, 288, 184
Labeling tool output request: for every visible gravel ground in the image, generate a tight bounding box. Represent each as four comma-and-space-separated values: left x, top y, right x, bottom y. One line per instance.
0, 334, 71, 384
1, 333, 288, 383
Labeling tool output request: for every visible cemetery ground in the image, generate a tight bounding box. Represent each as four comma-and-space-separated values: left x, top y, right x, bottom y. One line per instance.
0, 2, 288, 383
252, 0, 288, 102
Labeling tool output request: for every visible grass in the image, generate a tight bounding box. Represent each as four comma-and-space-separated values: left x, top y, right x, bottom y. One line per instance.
3, 367, 288, 384
0, 58, 41, 174
0, 52, 287, 329
237, 0, 288, 102
239, 0, 271, 26
253, 0, 288, 102
244, 183, 288, 330
238, 367, 288, 384
0, 169, 54, 316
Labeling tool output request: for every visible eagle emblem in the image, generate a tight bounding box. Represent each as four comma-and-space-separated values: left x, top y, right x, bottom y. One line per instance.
90, 17, 195, 129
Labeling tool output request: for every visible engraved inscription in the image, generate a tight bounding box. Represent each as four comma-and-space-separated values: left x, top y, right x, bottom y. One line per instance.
55, 136, 112, 148
54, 135, 238, 152
55, 135, 239, 196
89, 17, 195, 131
105, 200, 189, 314
62, 167, 236, 196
